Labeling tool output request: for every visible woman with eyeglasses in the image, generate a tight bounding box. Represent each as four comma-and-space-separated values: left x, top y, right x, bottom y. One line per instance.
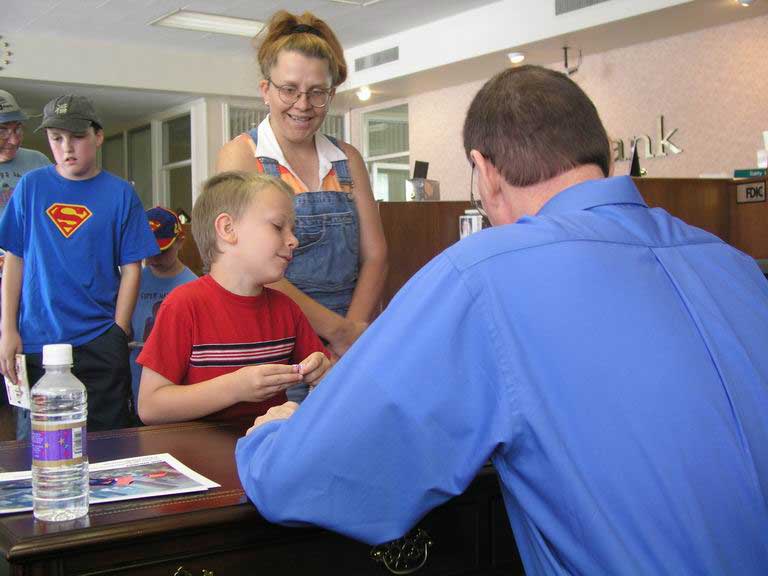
217, 10, 387, 402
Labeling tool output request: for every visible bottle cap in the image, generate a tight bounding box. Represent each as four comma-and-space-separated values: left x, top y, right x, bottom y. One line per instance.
42, 344, 73, 366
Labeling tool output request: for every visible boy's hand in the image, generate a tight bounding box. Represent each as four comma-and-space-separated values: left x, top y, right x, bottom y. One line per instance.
234, 364, 303, 403
0, 330, 22, 385
246, 401, 299, 435
297, 351, 330, 387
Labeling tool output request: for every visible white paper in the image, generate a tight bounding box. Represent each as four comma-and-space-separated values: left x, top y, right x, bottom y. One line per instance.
3, 354, 30, 410
0, 453, 220, 515
757, 149, 768, 169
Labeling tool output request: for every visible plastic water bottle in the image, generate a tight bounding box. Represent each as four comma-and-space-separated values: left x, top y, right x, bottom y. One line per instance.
31, 344, 89, 521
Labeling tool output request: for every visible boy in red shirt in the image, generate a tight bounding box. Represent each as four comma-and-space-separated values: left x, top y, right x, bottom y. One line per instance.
137, 172, 330, 424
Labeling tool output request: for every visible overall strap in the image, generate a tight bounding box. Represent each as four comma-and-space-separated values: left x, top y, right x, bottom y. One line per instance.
325, 135, 353, 187
247, 127, 281, 178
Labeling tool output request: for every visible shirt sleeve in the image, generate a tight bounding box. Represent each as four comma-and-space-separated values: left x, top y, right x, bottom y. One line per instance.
0, 175, 26, 255
119, 185, 160, 265
136, 290, 193, 385
289, 299, 330, 362
235, 253, 515, 544
32, 151, 51, 169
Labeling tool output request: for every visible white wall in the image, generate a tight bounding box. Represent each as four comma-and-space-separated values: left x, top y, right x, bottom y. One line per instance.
341, 0, 693, 91
404, 13, 768, 200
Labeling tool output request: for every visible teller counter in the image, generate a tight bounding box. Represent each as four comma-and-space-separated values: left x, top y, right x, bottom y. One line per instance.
0, 422, 524, 575
174, 176, 768, 308
376, 176, 768, 306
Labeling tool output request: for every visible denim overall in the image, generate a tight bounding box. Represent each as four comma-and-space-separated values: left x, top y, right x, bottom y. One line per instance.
248, 129, 360, 401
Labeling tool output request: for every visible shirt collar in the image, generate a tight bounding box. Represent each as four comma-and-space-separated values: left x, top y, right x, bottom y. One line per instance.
537, 176, 647, 217
256, 116, 347, 185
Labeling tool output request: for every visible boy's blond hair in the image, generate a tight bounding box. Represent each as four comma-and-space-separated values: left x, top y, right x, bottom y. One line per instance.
192, 171, 294, 272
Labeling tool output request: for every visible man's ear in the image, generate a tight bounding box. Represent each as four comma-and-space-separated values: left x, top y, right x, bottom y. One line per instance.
214, 213, 237, 247
470, 149, 503, 212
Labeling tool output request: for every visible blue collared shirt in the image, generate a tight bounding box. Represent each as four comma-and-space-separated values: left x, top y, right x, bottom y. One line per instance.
237, 176, 768, 575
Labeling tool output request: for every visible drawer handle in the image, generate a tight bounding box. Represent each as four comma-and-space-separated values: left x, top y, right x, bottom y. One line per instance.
371, 528, 433, 575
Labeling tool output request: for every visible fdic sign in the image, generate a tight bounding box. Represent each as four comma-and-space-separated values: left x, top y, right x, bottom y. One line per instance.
736, 182, 766, 204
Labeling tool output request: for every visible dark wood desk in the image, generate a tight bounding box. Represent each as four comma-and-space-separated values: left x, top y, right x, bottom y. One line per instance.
0, 422, 523, 575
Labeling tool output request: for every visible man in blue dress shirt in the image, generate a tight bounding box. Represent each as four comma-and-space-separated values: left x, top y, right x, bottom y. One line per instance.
236, 65, 768, 575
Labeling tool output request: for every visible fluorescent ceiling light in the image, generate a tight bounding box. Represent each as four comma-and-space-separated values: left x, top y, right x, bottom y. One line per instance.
150, 10, 265, 37
328, 0, 386, 6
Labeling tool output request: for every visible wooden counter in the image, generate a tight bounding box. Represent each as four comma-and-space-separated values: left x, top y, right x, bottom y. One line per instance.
377, 177, 768, 305
378, 201, 471, 308
176, 177, 768, 307
635, 176, 768, 259
0, 422, 523, 575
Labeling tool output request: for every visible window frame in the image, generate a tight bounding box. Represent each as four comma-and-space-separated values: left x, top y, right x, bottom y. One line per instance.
359, 99, 410, 201
151, 99, 207, 209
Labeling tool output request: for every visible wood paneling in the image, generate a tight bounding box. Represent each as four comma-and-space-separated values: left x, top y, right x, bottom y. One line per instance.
729, 178, 768, 259
175, 178, 768, 308
378, 201, 471, 306
378, 178, 768, 304
634, 178, 731, 241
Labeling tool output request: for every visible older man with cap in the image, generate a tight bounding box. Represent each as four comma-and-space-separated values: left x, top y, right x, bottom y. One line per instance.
0, 89, 49, 439
0, 90, 49, 219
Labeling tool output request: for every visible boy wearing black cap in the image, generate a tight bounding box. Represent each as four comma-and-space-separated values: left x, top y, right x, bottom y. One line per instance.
129, 206, 197, 408
0, 94, 158, 438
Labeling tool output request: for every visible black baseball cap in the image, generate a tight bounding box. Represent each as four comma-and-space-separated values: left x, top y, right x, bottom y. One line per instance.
0, 90, 28, 123
36, 95, 102, 133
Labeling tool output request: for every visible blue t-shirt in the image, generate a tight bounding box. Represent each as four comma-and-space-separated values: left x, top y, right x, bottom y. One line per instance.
129, 264, 197, 401
236, 176, 768, 575
0, 166, 159, 352
0, 148, 50, 219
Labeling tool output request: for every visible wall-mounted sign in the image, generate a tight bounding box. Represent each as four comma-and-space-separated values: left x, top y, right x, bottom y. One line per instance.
612, 115, 682, 162
736, 181, 766, 204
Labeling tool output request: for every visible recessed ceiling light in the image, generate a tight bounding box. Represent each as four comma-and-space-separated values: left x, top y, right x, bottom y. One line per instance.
356, 86, 372, 101
149, 9, 265, 37
738, 0, 754, 5
507, 52, 525, 64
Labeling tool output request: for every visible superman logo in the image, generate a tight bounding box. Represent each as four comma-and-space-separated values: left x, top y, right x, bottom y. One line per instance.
46, 203, 92, 238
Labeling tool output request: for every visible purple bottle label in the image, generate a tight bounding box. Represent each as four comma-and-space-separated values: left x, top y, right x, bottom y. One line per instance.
31, 421, 86, 467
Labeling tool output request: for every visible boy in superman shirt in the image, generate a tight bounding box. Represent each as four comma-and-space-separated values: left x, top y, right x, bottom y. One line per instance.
0, 95, 158, 438
137, 171, 330, 425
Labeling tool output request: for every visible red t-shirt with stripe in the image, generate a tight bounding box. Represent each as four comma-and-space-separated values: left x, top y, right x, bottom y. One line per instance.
137, 275, 328, 421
